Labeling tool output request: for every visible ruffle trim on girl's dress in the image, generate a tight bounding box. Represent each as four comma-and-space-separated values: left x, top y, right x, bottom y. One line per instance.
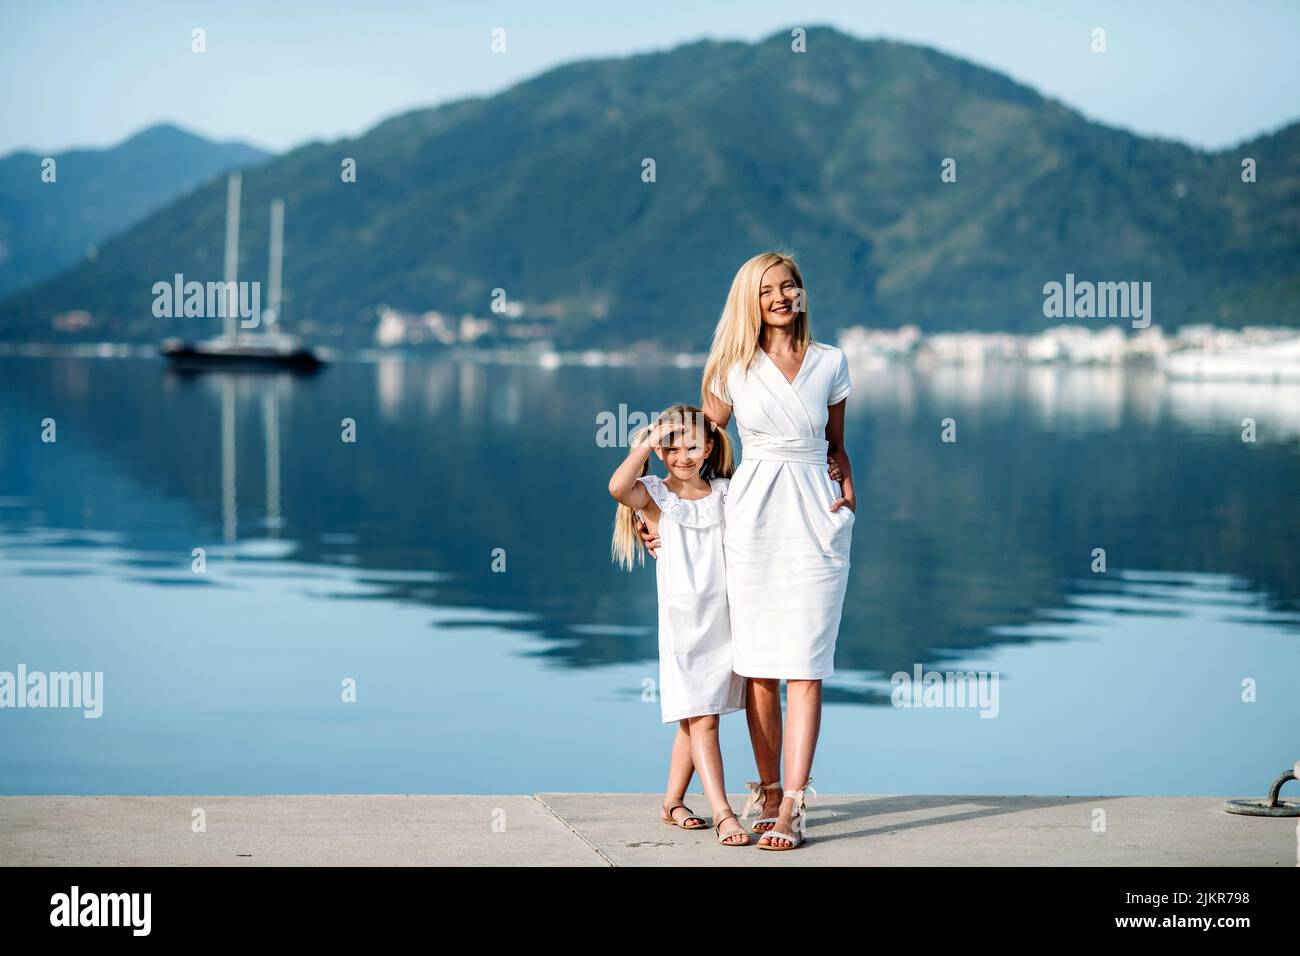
636, 475, 727, 528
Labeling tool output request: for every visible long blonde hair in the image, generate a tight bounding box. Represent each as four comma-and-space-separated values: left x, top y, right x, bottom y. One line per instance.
610, 403, 735, 571
702, 251, 813, 407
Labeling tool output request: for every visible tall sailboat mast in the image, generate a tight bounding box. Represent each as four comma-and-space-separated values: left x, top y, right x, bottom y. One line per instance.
222, 171, 242, 340
266, 198, 284, 329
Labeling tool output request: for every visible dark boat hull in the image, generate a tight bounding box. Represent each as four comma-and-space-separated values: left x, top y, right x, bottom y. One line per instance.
161, 340, 325, 373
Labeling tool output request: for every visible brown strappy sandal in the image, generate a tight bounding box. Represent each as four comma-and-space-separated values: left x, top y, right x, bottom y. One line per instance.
712, 808, 751, 846
661, 801, 706, 829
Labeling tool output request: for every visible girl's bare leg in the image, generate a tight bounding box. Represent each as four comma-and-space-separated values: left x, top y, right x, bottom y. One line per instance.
686, 714, 748, 844
759, 679, 822, 847
663, 720, 704, 827
746, 677, 785, 823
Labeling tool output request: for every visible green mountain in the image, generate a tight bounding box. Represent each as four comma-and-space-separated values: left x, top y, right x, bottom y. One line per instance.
0, 123, 270, 299
2, 26, 1296, 347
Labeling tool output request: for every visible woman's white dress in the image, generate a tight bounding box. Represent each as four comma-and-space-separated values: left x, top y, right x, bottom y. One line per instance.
636, 474, 746, 722
709, 341, 854, 679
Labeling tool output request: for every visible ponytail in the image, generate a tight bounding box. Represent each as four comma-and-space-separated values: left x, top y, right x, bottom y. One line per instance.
611, 422, 654, 571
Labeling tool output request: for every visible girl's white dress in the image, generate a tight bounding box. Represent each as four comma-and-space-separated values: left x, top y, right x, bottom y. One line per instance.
709, 341, 855, 679
636, 474, 746, 723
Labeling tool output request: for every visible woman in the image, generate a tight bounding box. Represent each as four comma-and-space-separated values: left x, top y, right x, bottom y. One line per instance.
706, 252, 855, 849
637, 251, 855, 849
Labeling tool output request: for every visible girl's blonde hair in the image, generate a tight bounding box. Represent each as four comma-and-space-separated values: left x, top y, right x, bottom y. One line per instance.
610, 403, 735, 571
701, 251, 812, 408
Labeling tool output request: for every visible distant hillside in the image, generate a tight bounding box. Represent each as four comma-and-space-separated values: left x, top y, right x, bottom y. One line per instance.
1, 26, 1296, 347
0, 123, 269, 297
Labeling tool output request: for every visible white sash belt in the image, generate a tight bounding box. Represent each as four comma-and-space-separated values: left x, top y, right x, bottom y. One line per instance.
741, 436, 829, 465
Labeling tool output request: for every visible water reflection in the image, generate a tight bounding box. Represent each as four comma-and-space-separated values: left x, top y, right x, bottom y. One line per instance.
0, 353, 1296, 792
858, 362, 1300, 439
3, 355, 1298, 661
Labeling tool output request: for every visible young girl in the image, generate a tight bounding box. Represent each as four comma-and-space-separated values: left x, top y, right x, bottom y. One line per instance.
608, 403, 751, 847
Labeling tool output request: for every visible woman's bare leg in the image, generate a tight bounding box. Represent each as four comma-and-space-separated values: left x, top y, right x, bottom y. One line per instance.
663, 720, 704, 827
759, 679, 822, 847
746, 677, 785, 823
686, 714, 748, 844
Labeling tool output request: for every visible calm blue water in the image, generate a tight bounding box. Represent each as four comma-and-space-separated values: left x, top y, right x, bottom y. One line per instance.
1, 353, 1297, 795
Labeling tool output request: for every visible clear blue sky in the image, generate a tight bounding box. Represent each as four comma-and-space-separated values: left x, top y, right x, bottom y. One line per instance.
3, 0, 1297, 155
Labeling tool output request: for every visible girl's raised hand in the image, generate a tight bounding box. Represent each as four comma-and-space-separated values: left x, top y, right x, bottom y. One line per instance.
635, 414, 686, 452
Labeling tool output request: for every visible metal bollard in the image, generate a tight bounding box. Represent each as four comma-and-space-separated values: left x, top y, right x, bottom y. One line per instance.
1223, 767, 1300, 816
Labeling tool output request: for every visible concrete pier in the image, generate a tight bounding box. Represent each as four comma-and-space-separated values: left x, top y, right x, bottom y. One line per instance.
1, 793, 1294, 866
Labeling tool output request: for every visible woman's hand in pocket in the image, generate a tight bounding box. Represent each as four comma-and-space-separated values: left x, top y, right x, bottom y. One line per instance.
635, 513, 661, 558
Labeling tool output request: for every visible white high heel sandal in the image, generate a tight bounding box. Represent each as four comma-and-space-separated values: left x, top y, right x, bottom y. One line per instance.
741, 779, 783, 832
757, 777, 816, 851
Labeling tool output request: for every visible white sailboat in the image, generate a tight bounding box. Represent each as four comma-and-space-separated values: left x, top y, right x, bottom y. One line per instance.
161, 172, 324, 371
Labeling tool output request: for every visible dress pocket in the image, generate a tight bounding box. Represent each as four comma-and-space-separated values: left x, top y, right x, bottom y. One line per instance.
821, 470, 855, 524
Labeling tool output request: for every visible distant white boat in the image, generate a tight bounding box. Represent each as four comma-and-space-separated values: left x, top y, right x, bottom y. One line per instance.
161, 172, 324, 373
1162, 337, 1300, 383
